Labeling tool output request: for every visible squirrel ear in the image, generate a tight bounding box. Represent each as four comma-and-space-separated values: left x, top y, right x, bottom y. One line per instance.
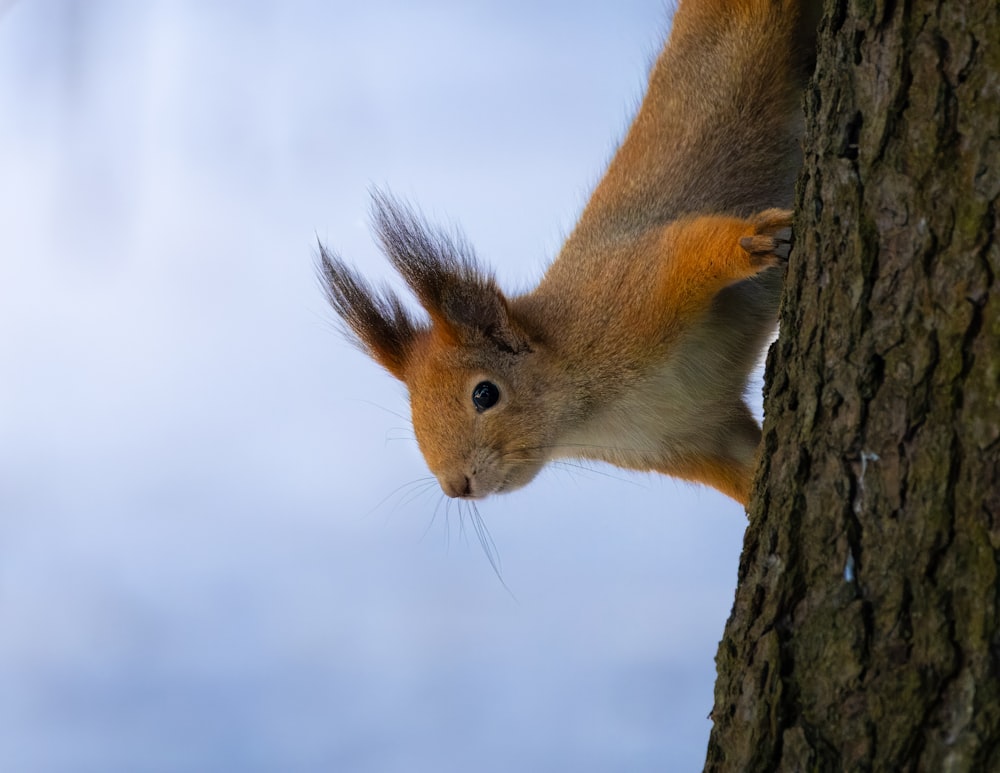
438, 280, 531, 354
372, 191, 532, 354
317, 243, 418, 380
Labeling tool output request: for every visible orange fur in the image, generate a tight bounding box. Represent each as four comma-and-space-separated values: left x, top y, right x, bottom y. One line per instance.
320, 0, 818, 505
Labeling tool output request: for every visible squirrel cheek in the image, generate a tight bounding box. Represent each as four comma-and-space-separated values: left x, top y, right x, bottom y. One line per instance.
409, 410, 474, 493
410, 424, 453, 480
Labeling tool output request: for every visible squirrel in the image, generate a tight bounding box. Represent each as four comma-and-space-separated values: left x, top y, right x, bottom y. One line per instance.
320, 0, 818, 506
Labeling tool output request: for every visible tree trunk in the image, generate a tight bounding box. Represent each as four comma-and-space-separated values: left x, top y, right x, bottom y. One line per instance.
705, 0, 1000, 770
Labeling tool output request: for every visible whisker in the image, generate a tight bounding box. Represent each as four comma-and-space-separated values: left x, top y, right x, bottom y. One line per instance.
363, 477, 438, 522
442, 496, 453, 553
420, 494, 445, 542
363, 481, 516, 597
507, 441, 663, 457
396, 479, 440, 511
466, 502, 501, 572
345, 397, 412, 424
491, 444, 654, 489
384, 427, 417, 444
462, 501, 517, 601
548, 460, 648, 488
454, 500, 473, 550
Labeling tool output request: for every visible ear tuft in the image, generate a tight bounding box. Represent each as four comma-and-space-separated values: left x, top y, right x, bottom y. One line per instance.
371, 190, 531, 353
317, 242, 419, 379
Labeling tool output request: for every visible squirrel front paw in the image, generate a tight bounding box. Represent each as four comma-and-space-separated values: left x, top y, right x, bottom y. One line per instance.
739, 208, 793, 268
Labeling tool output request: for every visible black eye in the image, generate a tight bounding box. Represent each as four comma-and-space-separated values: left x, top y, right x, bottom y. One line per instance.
472, 381, 500, 412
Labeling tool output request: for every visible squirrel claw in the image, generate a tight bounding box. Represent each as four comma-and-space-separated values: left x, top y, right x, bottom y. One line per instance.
740, 208, 793, 267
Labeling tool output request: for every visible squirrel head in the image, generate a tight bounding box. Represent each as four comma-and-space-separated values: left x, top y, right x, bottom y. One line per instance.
320, 193, 554, 499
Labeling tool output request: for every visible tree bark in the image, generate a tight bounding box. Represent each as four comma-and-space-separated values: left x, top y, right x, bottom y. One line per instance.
705, 1, 1000, 770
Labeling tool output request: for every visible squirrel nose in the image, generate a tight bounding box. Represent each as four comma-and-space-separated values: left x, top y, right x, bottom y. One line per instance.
441, 474, 472, 499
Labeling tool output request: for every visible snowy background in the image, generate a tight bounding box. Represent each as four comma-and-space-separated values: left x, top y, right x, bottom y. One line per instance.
0, 1, 754, 770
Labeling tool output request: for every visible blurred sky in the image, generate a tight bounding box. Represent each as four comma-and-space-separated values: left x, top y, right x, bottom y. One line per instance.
0, 1, 758, 771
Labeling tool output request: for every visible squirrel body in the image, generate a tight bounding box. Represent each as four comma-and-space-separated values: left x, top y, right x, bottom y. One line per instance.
321, 0, 818, 505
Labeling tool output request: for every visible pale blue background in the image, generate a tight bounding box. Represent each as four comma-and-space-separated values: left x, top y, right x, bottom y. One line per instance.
0, 1, 755, 770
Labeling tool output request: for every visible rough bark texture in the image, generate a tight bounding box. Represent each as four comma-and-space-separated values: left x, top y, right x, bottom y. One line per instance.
705, 0, 1000, 770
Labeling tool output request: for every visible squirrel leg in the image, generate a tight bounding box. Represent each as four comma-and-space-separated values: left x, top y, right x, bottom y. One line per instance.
657, 209, 792, 319
658, 402, 763, 506
665, 454, 755, 506
738, 208, 794, 267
